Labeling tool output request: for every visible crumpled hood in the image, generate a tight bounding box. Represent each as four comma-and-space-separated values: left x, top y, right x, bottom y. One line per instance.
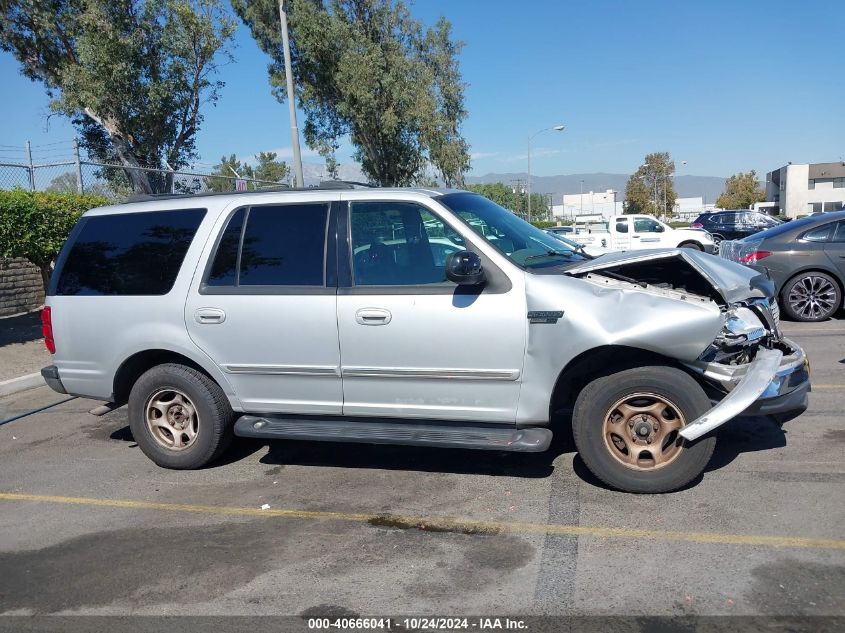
566, 248, 774, 304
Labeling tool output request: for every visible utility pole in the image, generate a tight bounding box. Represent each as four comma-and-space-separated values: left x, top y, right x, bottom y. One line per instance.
26, 141, 35, 192
579, 179, 584, 216
279, 0, 304, 188
511, 179, 525, 216
73, 138, 83, 193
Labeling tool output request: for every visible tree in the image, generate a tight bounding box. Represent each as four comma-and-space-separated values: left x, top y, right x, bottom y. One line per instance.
232, 0, 470, 187
0, 189, 108, 290
467, 183, 518, 211
207, 154, 252, 192
0, 0, 235, 194
624, 152, 676, 216
253, 151, 290, 184
45, 172, 78, 193
324, 154, 339, 180
207, 152, 290, 192
716, 170, 765, 209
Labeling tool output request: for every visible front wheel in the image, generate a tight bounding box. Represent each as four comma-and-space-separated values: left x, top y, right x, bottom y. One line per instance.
780, 271, 841, 322
572, 366, 716, 493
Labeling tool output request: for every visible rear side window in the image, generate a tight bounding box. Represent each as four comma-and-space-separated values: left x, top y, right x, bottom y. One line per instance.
54, 209, 206, 296
801, 223, 834, 242
206, 204, 328, 287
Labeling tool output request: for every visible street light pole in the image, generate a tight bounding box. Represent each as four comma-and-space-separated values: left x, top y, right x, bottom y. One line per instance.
527, 125, 565, 223
279, 0, 304, 188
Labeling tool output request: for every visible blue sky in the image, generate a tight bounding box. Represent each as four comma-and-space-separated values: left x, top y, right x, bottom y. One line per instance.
0, 0, 841, 180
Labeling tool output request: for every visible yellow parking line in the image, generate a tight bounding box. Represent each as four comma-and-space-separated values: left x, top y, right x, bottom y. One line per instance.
1, 492, 843, 551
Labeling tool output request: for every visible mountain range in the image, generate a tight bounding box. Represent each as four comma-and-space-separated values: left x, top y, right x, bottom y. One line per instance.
466, 172, 728, 204
299, 162, 728, 204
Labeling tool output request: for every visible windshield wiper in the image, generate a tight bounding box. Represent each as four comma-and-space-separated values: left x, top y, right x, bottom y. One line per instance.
524, 250, 575, 262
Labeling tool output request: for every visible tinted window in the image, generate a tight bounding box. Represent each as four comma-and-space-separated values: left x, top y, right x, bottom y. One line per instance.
207, 208, 245, 286
615, 219, 629, 233
350, 202, 459, 286
55, 209, 205, 296
802, 224, 834, 242
238, 204, 327, 286
833, 222, 845, 243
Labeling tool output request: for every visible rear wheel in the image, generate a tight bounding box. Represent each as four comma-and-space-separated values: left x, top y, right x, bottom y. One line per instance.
128, 363, 235, 469
572, 366, 716, 493
780, 271, 841, 322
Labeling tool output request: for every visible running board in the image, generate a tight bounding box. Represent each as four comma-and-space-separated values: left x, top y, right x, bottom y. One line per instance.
233, 415, 552, 452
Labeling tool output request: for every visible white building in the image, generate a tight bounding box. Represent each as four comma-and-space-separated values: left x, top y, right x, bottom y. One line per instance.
766, 162, 845, 218
672, 197, 707, 220
556, 189, 618, 220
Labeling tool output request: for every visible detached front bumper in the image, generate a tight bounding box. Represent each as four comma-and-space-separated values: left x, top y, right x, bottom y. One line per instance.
680, 338, 809, 441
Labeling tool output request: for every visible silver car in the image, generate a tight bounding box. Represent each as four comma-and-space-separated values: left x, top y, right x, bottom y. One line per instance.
41, 186, 809, 493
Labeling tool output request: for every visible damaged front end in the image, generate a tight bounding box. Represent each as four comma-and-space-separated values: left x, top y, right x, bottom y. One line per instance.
567, 249, 810, 440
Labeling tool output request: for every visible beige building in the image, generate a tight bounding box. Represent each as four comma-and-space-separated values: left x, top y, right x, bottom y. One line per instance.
766, 162, 845, 218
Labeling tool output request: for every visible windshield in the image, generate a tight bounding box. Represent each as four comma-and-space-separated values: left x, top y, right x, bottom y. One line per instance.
438, 192, 588, 269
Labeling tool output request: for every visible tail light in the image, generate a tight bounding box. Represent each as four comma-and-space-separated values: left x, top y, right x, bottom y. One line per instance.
691, 222, 703, 229
738, 250, 772, 264
41, 306, 55, 354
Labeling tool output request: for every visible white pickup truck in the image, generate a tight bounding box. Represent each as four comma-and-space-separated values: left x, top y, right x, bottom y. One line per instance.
569, 215, 716, 253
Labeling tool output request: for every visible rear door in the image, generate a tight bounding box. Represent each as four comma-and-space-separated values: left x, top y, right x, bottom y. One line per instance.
823, 221, 845, 282
185, 195, 343, 414
611, 217, 631, 250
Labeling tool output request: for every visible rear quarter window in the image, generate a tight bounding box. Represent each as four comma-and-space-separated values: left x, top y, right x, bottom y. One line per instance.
52, 208, 206, 296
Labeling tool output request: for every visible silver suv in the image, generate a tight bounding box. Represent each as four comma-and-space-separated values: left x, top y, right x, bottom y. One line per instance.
40, 186, 810, 493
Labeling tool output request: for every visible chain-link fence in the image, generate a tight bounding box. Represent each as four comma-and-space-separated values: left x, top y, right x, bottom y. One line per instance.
0, 144, 289, 202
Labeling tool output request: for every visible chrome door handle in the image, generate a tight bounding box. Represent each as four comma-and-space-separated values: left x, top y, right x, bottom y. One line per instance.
355, 308, 392, 325
195, 308, 226, 324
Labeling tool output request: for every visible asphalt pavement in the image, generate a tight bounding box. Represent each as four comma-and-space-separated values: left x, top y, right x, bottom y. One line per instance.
0, 317, 843, 623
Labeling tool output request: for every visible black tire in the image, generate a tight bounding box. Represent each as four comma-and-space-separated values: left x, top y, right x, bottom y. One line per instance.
572, 366, 716, 493
679, 241, 703, 251
779, 271, 842, 322
128, 363, 235, 469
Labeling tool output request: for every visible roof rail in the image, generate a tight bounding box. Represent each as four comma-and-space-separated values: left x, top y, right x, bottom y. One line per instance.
125, 180, 376, 203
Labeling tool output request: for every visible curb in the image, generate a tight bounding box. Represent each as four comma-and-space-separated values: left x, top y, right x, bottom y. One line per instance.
0, 373, 45, 398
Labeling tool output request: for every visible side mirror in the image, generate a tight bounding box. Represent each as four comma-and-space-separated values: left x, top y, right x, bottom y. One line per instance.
445, 250, 486, 286
655, 224, 666, 232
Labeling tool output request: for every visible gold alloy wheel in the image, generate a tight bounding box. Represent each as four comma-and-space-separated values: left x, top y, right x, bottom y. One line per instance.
145, 389, 199, 451
602, 392, 686, 471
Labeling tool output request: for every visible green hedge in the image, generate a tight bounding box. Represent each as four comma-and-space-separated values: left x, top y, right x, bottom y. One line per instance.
0, 189, 109, 289
529, 220, 558, 229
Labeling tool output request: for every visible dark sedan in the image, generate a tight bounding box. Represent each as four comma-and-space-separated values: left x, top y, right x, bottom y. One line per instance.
720, 210, 845, 321
691, 210, 782, 245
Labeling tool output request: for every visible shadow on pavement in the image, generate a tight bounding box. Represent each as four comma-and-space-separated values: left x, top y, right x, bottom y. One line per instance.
0, 311, 43, 347
102, 410, 790, 485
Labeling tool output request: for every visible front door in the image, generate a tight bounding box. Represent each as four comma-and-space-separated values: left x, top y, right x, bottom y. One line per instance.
336, 198, 526, 423
185, 197, 343, 414
631, 216, 665, 248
